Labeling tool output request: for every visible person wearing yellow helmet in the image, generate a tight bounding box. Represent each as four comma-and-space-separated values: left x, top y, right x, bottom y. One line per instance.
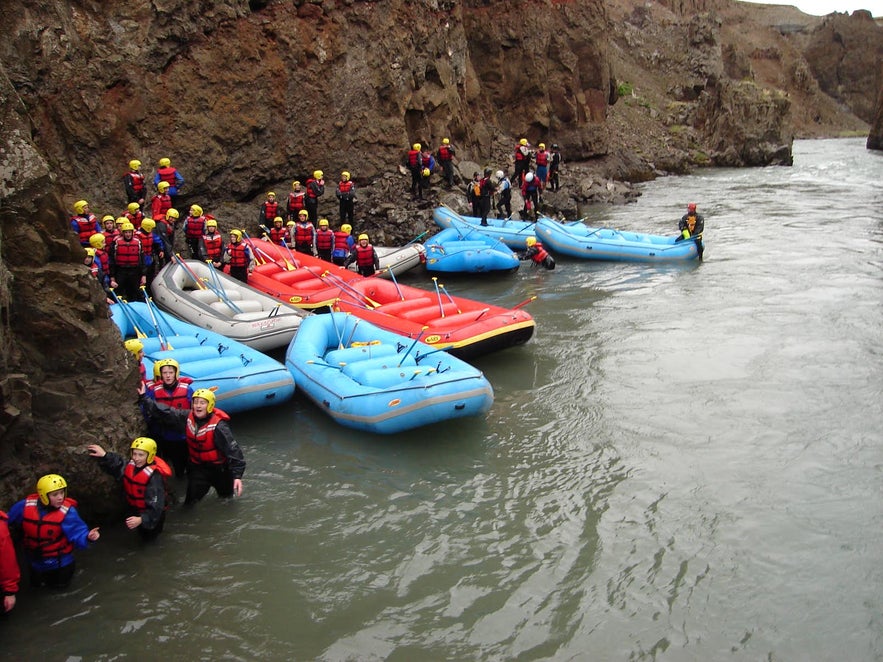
200, 217, 225, 268
143, 357, 193, 476
109, 218, 146, 301
305, 170, 326, 225
125, 159, 146, 206
519, 235, 555, 270
183, 204, 207, 259
437, 137, 457, 187
534, 143, 550, 192
150, 180, 174, 239
222, 229, 256, 283
336, 171, 356, 226
261, 216, 288, 246
293, 209, 317, 256
136, 217, 164, 284
88, 437, 171, 540
124, 338, 147, 384
344, 233, 380, 276
287, 180, 305, 222
70, 199, 100, 247
315, 218, 335, 261
83, 246, 105, 286
259, 191, 280, 230
153, 157, 185, 203
331, 222, 355, 266
406, 142, 425, 198
7, 474, 100, 589
139, 387, 247, 503
514, 137, 533, 186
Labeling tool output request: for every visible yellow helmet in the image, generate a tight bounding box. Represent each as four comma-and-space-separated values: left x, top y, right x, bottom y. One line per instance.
313, 170, 324, 179
341, 171, 350, 180
129, 159, 142, 170
358, 233, 369, 242
166, 208, 180, 219
153, 357, 180, 380
412, 143, 421, 151
442, 138, 450, 145
158, 157, 171, 168
422, 167, 430, 177
318, 218, 329, 227
120, 221, 135, 232
298, 210, 309, 218
127, 202, 140, 213
73, 200, 89, 214
141, 218, 156, 231
36, 474, 68, 505
84, 247, 96, 258
538, 143, 546, 149
519, 138, 528, 146
130, 437, 157, 464
267, 191, 276, 198
124, 338, 144, 356
89, 234, 106, 249
341, 224, 352, 233
157, 181, 170, 192
102, 214, 116, 223
286, 220, 295, 227
230, 229, 243, 240
189, 204, 203, 217
274, 216, 284, 225
526, 236, 537, 247
205, 218, 218, 228
291, 180, 300, 188
192, 388, 216, 413
115, 216, 128, 227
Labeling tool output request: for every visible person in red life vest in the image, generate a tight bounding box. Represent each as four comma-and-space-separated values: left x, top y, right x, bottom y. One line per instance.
261, 216, 288, 246
161, 206, 180, 254
7, 474, 100, 589
153, 157, 185, 207
314, 218, 335, 262
124, 338, 148, 386
520, 171, 540, 221
331, 222, 355, 266
305, 170, 325, 225
405, 143, 424, 199
293, 209, 316, 255
513, 138, 533, 186
70, 199, 100, 247
183, 204, 207, 259
437, 137, 456, 187
143, 358, 193, 477
534, 143, 549, 191
520, 236, 555, 270
89, 233, 111, 289
124, 159, 146, 206
345, 233, 380, 277
0, 509, 19, 613
83, 248, 110, 296
258, 191, 280, 229
88, 437, 170, 541
150, 180, 173, 228
124, 201, 144, 230
199, 218, 225, 268
478, 168, 497, 226
285, 220, 297, 248
137, 218, 163, 286
109, 221, 146, 302
138, 387, 246, 504
336, 171, 356, 225
548, 144, 562, 192
286, 180, 305, 222
676, 202, 705, 260
100, 214, 120, 247
222, 229, 255, 284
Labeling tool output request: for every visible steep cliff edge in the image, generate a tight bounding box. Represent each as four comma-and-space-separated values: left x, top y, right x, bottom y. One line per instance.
0, 0, 879, 512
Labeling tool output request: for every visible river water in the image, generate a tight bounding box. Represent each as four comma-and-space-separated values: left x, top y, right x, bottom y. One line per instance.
6, 139, 882, 660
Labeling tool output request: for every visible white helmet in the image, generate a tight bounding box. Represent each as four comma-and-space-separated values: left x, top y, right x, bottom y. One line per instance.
495, 170, 504, 179
525, 172, 535, 182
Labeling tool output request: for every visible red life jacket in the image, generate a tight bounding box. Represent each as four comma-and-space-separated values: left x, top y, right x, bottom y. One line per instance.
21, 495, 76, 559
267, 226, 286, 245
355, 243, 376, 267
149, 380, 191, 409
102, 229, 120, 245
186, 409, 231, 465
125, 210, 144, 229
407, 149, 421, 168
128, 171, 145, 195
530, 242, 550, 265
95, 248, 109, 274
514, 144, 527, 161
122, 463, 158, 510
136, 229, 154, 256
337, 181, 354, 197
288, 191, 305, 212
261, 201, 279, 221
226, 242, 250, 268
157, 167, 178, 187
333, 231, 351, 253
184, 215, 205, 240
535, 150, 549, 166
306, 178, 322, 199
295, 223, 314, 245
113, 236, 142, 267
315, 228, 334, 250
88, 261, 99, 278
151, 194, 172, 221
72, 215, 100, 246
438, 145, 453, 161
203, 233, 223, 260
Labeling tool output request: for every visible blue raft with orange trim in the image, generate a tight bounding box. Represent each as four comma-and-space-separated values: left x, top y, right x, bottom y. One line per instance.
284, 312, 494, 434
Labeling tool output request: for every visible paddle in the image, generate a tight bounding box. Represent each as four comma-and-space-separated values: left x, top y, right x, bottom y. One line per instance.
317, 269, 382, 309
431, 277, 445, 318
172, 254, 208, 290
306, 360, 346, 370
109, 290, 148, 338
386, 265, 405, 301
398, 326, 428, 367
201, 259, 244, 314
438, 283, 462, 314
328, 306, 344, 349
140, 287, 172, 350
512, 295, 537, 310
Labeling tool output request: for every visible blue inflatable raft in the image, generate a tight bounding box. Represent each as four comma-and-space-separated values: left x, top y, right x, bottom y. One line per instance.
112, 300, 295, 414
285, 312, 494, 434
424, 226, 520, 274
432, 206, 535, 251
535, 217, 702, 263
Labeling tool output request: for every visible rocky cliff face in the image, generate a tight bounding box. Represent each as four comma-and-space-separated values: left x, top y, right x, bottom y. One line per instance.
0, 0, 879, 510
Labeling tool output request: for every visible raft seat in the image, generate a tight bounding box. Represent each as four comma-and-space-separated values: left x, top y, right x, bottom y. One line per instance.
209, 299, 264, 314
326, 343, 397, 365
341, 353, 418, 384
396, 302, 460, 322
374, 297, 434, 316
